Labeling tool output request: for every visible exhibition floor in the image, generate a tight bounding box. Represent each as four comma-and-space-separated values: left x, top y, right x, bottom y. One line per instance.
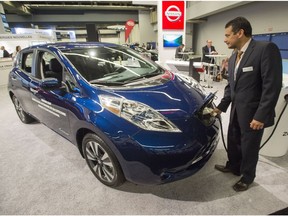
0, 81, 288, 215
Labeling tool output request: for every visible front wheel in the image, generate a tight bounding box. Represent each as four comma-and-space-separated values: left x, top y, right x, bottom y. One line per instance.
12, 95, 35, 124
82, 133, 125, 187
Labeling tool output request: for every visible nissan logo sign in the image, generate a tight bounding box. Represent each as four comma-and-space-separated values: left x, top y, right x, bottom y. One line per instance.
165, 5, 182, 22
126, 21, 135, 27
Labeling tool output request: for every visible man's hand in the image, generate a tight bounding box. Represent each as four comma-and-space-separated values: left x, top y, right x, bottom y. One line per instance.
212, 108, 222, 116
250, 119, 264, 130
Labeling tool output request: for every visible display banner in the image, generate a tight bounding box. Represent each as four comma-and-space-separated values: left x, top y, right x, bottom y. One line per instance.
125, 19, 135, 42
162, 1, 185, 30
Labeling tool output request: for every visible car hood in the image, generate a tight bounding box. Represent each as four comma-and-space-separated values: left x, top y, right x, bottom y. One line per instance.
100, 72, 208, 120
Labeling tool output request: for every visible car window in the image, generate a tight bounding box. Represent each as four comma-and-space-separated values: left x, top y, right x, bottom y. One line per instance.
42, 52, 55, 63
20, 52, 34, 74
63, 46, 164, 85
63, 70, 78, 92
13, 52, 21, 68
37, 51, 63, 82
36, 50, 79, 93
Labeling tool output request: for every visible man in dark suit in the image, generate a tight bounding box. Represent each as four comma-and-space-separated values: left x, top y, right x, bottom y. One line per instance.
202, 40, 217, 63
213, 17, 282, 191
1, 46, 10, 58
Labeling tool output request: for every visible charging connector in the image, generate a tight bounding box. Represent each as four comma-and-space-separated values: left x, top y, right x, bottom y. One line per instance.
202, 107, 216, 116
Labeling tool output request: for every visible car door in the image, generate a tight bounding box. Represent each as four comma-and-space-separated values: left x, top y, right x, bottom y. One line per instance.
10, 50, 36, 115
29, 50, 72, 139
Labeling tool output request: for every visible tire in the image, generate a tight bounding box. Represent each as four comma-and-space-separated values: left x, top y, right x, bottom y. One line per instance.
12, 95, 35, 124
82, 133, 125, 187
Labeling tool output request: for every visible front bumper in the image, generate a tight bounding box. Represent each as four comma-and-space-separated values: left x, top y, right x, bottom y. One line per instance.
116, 117, 220, 185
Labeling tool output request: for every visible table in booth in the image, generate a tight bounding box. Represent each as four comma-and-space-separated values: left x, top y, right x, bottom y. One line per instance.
205, 54, 227, 79
178, 52, 195, 60
205, 54, 227, 65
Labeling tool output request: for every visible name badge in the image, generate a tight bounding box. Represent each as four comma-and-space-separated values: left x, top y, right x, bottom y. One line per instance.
242, 66, 253, 72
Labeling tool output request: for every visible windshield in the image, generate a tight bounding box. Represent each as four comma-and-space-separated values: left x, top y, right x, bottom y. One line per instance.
63, 45, 164, 85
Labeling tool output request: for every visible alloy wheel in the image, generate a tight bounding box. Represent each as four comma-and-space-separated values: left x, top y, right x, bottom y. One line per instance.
13, 96, 26, 122
85, 141, 116, 183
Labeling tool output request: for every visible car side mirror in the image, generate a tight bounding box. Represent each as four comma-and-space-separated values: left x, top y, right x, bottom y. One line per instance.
41, 78, 61, 89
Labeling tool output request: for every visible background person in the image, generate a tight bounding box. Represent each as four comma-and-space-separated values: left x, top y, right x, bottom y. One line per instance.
175, 44, 185, 59
218, 57, 229, 80
213, 17, 282, 192
12, 45, 21, 59
202, 40, 217, 63
1, 46, 10, 58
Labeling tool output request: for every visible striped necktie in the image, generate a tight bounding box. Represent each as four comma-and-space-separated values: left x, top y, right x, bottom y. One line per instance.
236, 51, 243, 65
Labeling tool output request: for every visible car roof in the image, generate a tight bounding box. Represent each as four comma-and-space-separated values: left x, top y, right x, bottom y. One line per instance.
24, 42, 121, 51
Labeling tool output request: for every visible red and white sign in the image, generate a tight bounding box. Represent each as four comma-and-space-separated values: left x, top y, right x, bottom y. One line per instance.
162, 1, 185, 30
125, 19, 135, 42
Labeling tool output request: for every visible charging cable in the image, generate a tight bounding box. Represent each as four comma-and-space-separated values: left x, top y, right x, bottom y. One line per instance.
217, 115, 228, 152
260, 94, 288, 149
215, 94, 288, 152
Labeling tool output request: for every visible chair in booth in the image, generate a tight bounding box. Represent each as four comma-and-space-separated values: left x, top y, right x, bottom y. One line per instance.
201, 62, 215, 88
193, 62, 206, 83
193, 62, 205, 73
192, 61, 206, 82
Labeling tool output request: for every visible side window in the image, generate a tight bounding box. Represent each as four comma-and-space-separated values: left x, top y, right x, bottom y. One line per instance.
38, 51, 63, 82
36, 51, 78, 93
63, 70, 78, 92
21, 52, 34, 74
13, 52, 21, 68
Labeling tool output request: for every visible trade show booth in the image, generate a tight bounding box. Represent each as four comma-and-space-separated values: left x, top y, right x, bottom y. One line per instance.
0, 33, 53, 87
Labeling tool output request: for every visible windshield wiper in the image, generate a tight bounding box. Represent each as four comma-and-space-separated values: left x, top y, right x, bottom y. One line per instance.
90, 80, 124, 86
123, 71, 163, 84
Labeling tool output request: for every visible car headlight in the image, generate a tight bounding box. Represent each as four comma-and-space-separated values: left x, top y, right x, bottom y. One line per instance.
99, 95, 181, 133
176, 73, 207, 95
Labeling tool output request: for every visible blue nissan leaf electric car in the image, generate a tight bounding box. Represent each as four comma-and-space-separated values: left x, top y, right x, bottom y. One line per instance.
8, 42, 220, 187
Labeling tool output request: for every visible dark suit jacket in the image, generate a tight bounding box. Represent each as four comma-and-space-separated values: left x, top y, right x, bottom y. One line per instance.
175, 46, 183, 58
202, 45, 216, 63
217, 39, 282, 130
3, 49, 10, 58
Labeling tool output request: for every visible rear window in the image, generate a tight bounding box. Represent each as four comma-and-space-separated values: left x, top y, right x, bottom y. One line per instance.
20, 52, 34, 74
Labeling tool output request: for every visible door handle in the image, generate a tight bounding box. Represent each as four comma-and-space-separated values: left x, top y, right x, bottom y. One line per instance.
30, 88, 38, 94
11, 74, 17, 80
